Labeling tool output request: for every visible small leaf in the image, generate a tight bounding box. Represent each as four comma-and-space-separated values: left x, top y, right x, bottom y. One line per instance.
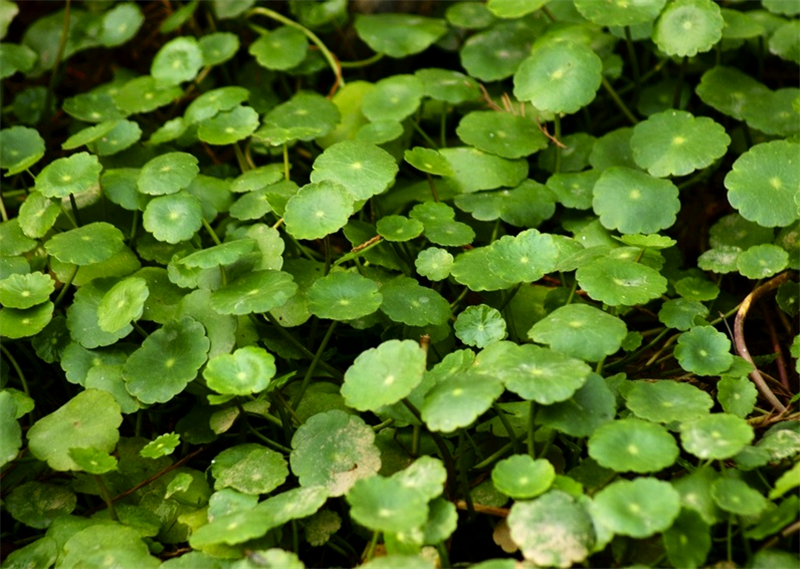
507, 490, 595, 568
576, 256, 668, 306
123, 317, 210, 404
415, 248, 453, 281
546, 170, 599, 210
680, 413, 754, 460
674, 325, 733, 376
97, 276, 149, 332
528, 303, 627, 362
346, 475, 429, 533
142, 191, 204, 244
197, 105, 259, 145
0, 302, 53, 339
737, 244, 789, 279
199, 31, 239, 66
290, 410, 381, 497
306, 271, 382, 321
342, 339, 426, 411
185, 86, 249, 124
630, 110, 730, 177
284, 181, 355, 240
588, 418, 679, 473
675, 276, 719, 301
663, 508, 712, 569
68, 447, 118, 474
0, 125, 45, 174
138, 152, 199, 196
376, 215, 424, 242
456, 111, 548, 159
258, 90, 340, 143
210, 270, 297, 315
35, 151, 101, 199
249, 26, 308, 70
45, 222, 125, 266
592, 167, 680, 234
204, 346, 276, 395
653, 0, 724, 57
211, 443, 289, 495
460, 22, 532, 82
591, 477, 681, 538
725, 140, 799, 228
492, 455, 555, 499
717, 376, 757, 418
623, 380, 713, 423
455, 304, 507, 348
415, 67, 481, 104
489, 230, 559, 284
99, 3, 144, 47
513, 41, 602, 115
742, 87, 800, 137
421, 371, 504, 433
538, 373, 615, 438
354, 13, 446, 58
404, 146, 453, 177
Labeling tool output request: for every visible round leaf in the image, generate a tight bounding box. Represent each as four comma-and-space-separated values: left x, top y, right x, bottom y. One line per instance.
284, 181, 354, 240
508, 491, 595, 568
717, 376, 757, 418
346, 475, 429, 534
210, 270, 297, 315
290, 410, 381, 497
354, 13, 447, 58
140, 432, 180, 459
27, 389, 121, 471
199, 32, 239, 66
460, 22, 532, 82
197, 105, 259, 145
362, 74, 424, 122
259, 90, 340, 142
623, 380, 713, 423
492, 455, 555, 499
711, 478, 769, 517
674, 325, 733, 376
45, 222, 125, 266
68, 447, 118, 474
737, 244, 789, 279
142, 191, 204, 244
591, 478, 681, 538
306, 270, 382, 321
249, 26, 308, 70
184, 86, 249, 124
538, 373, 616, 438
376, 215, 424, 242
0, 125, 45, 174
455, 179, 556, 227
112, 75, 182, 115
310, 140, 398, 201
576, 256, 667, 306
456, 111, 548, 159
528, 303, 627, 362
342, 339, 426, 411
630, 110, 730, 177
696, 66, 770, 121
0, 302, 53, 340
421, 371, 504, 433
593, 167, 680, 234
379, 276, 450, 327
545, 170, 600, 210
97, 276, 149, 332
680, 413, 754, 459
574, 0, 666, 26
123, 316, 210, 404
138, 152, 199, 196
439, 146, 528, 194
588, 418, 679, 473
415, 67, 481, 104
653, 0, 723, 57
204, 346, 276, 395
211, 443, 288, 495
513, 41, 602, 115
66, 280, 132, 348
4, 481, 76, 528
454, 304, 507, 348
415, 248, 453, 281
0, 272, 54, 309
35, 152, 101, 199
99, 3, 144, 47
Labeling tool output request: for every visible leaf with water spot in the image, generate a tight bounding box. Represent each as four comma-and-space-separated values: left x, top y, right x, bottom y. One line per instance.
290, 409, 381, 497
211, 443, 288, 495
342, 339, 426, 411
456, 111, 548, 159
122, 316, 209, 404
588, 418, 679, 473
379, 276, 450, 327
284, 181, 355, 241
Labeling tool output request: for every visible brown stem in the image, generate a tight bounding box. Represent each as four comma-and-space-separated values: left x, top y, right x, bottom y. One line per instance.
762, 305, 790, 389
454, 500, 509, 518
734, 272, 796, 413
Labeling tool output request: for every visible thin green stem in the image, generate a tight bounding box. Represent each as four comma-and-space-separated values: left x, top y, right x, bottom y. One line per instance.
471, 432, 527, 470
492, 403, 520, 454
372, 418, 394, 432
243, 419, 292, 453
0, 344, 29, 397
527, 401, 537, 459
263, 314, 344, 380
565, 277, 578, 305
95, 475, 118, 521
437, 542, 451, 569
449, 286, 470, 311
282, 143, 290, 181
44, 0, 70, 124
411, 424, 420, 457
291, 321, 338, 409
364, 531, 380, 562
440, 102, 448, 148
53, 265, 79, 308
68, 193, 82, 226
0, 192, 8, 223
600, 76, 638, 125
201, 218, 222, 246
247, 7, 344, 91
553, 115, 563, 174
233, 143, 249, 173
411, 120, 439, 149
623, 26, 641, 107
497, 283, 522, 312
339, 52, 384, 68
401, 398, 456, 488
673, 56, 687, 109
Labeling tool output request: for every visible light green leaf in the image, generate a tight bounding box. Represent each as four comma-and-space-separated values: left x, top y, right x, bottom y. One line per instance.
200, 32, 239, 66
99, 3, 144, 47
97, 276, 149, 332
284, 181, 355, 240
0, 390, 21, 467
592, 167, 680, 234
663, 508, 712, 569
45, 222, 125, 266
354, 13, 446, 58
575, 0, 665, 26
306, 270, 382, 321
489, 230, 559, 284
112, 75, 182, 115
142, 191, 204, 244
439, 146, 528, 194
680, 413, 754, 459
197, 105, 259, 145
310, 140, 398, 201
696, 66, 770, 121
249, 26, 308, 70
588, 418, 679, 473
211, 443, 289, 495
204, 346, 275, 395
421, 371, 504, 433
210, 270, 297, 315
0, 272, 54, 309
737, 244, 789, 279
653, 0, 723, 57
346, 475, 429, 533
68, 447, 118, 474
0, 126, 45, 174
415, 248, 453, 281
459, 22, 532, 82
711, 478, 769, 516
137, 152, 199, 196
717, 376, 757, 418
35, 152, 101, 199
623, 380, 713, 423
379, 276, 450, 327
415, 67, 481, 103
0, 302, 53, 340
456, 179, 556, 227
591, 477, 681, 538
4, 481, 76, 528
362, 74, 424, 122
529, 303, 627, 362
454, 304, 507, 349
674, 325, 733, 376
492, 455, 555, 499
376, 215, 424, 242
576, 256, 668, 306
456, 111, 548, 159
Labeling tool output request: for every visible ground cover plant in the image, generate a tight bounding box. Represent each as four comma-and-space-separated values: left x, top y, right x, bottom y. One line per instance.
0, 0, 798, 567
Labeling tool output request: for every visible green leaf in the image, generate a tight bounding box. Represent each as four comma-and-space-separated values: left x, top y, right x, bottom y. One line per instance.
63, 90, 124, 123
354, 14, 447, 58
210, 270, 297, 315
711, 478, 769, 517
415, 248, 453, 281
592, 167, 680, 234
454, 304, 507, 348
588, 417, 679, 473
456, 111, 548, 159
311, 141, 398, 201
306, 270, 382, 321
513, 41, 602, 115
439, 146, 528, 194
674, 325, 733, 376
211, 443, 289, 495
696, 66, 770, 121
0, 42, 36, 79
630, 110, 730, 177
249, 26, 308, 70
200, 32, 239, 66
769, 461, 800, 500
574, 0, 666, 26
342, 339, 426, 411
203, 346, 275, 395
283, 181, 355, 240
538, 373, 616, 438
142, 191, 204, 244
123, 317, 210, 404
68, 447, 118, 474
34, 151, 101, 199
45, 222, 125, 266
421, 371, 504, 433
5, 481, 76, 528
623, 380, 713, 423
356, 120, 404, 144
492, 455, 555, 499
99, 3, 144, 47
185, 86, 249, 125
258, 90, 340, 143
576, 256, 668, 306
486, 0, 547, 18
507, 491, 595, 568
446, 2, 496, 29
529, 303, 627, 362
362, 74, 424, 122
675, 276, 720, 301
290, 410, 381, 497
415, 67, 481, 104
456, 179, 556, 228
680, 413, 754, 459
0, 125, 45, 174
376, 215, 424, 242
61, 524, 160, 568
717, 376, 757, 418
653, 0, 724, 57
742, 87, 800, 137
346, 475, 429, 533
460, 21, 533, 82
96, 276, 148, 332
591, 477, 681, 538
663, 508, 712, 569
112, 75, 182, 115
379, 276, 450, 327
769, 20, 800, 64
0, 301, 53, 340
197, 105, 259, 145
659, 299, 709, 331
0, 390, 21, 466
138, 152, 199, 196
546, 170, 599, 210
0, 272, 54, 309
27, 389, 121, 471
490, 230, 559, 284
737, 244, 789, 279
